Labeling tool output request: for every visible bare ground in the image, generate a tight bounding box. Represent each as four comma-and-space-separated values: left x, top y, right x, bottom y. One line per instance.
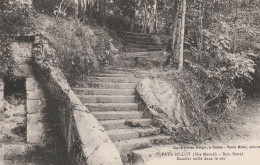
209, 97, 260, 144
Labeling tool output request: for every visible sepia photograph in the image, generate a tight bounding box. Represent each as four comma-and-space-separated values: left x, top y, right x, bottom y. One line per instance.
0, 0, 259, 164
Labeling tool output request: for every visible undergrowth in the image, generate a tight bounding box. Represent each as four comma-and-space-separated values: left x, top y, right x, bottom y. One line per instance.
33, 14, 120, 85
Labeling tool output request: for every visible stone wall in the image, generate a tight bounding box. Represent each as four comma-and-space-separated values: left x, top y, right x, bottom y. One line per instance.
31, 60, 122, 165
0, 80, 4, 163
0, 80, 4, 143
0, 40, 46, 162
0, 36, 123, 164
26, 77, 45, 143
10, 41, 45, 145
256, 60, 260, 95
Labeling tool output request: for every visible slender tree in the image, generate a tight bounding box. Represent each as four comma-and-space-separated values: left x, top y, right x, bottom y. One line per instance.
164, 0, 180, 66
99, 0, 106, 25
172, 0, 180, 64
178, 0, 186, 71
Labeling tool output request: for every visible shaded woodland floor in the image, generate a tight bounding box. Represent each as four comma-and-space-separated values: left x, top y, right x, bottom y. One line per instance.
209, 97, 260, 144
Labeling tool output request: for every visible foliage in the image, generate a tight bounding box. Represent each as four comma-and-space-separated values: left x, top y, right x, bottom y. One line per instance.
0, 1, 36, 35
0, 36, 14, 78
0, 1, 36, 78
53, 0, 73, 18
33, 0, 62, 14
34, 14, 119, 85
182, 0, 259, 115
105, 0, 176, 33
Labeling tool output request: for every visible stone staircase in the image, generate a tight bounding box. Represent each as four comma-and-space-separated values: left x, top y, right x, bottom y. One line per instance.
120, 32, 164, 52
72, 69, 171, 163
118, 32, 167, 68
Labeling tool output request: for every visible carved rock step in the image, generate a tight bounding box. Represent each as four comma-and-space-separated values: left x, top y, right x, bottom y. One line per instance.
76, 82, 137, 89
127, 44, 162, 49
121, 32, 154, 37
114, 138, 152, 154
107, 128, 161, 141
126, 48, 163, 52
122, 51, 164, 59
92, 111, 143, 120
93, 73, 132, 77
84, 76, 139, 83
114, 135, 172, 154
78, 95, 136, 103
99, 119, 152, 130
147, 135, 172, 145
84, 103, 139, 111
124, 36, 155, 42
125, 40, 159, 45
131, 145, 174, 164
104, 70, 133, 74
73, 88, 135, 95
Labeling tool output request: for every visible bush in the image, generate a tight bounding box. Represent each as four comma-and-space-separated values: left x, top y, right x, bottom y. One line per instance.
0, 1, 35, 78
33, 14, 119, 85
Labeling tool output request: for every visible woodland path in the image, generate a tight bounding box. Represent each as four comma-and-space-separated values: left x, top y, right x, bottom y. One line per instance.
210, 97, 260, 145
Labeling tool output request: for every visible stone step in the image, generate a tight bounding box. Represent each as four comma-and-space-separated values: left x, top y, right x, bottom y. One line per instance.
99, 119, 152, 130
122, 51, 164, 58
92, 111, 143, 120
107, 129, 139, 141
104, 70, 133, 74
126, 44, 162, 49
124, 119, 152, 128
124, 40, 159, 45
124, 36, 155, 42
148, 135, 172, 145
78, 95, 136, 103
85, 103, 139, 111
84, 76, 139, 83
99, 119, 129, 130
107, 127, 161, 141
76, 82, 137, 89
114, 135, 172, 154
125, 48, 163, 52
120, 31, 153, 37
131, 145, 174, 164
73, 88, 136, 95
114, 138, 152, 153
93, 73, 131, 77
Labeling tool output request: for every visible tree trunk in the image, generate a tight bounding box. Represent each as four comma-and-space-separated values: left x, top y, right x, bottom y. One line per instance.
164, 0, 180, 66
172, 0, 180, 64
99, 0, 106, 25
174, 12, 182, 65
198, 0, 204, 60
153, 0, 158, 33
143, 1, 147, 33
173, 0, 182, 66
178, 0, 186, 71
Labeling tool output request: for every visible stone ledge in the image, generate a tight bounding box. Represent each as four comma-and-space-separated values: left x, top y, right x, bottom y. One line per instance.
27, 89, 44, 100
32, 60, 123, 165
26, 78, 40, 91
13, 65, 33, 77
27, 113, 44, 144
86, 140, 123, 165
27, 100, 45, 114
0, 92, 3, 102
0, 80, 3, 91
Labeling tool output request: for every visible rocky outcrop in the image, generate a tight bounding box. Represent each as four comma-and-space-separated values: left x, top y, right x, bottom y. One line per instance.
32, 60, 123, 165
136, 78, 189, 133
136, 78, 208, 141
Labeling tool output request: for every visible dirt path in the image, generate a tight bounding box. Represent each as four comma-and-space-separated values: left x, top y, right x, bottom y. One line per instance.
210, 97, 260, 145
